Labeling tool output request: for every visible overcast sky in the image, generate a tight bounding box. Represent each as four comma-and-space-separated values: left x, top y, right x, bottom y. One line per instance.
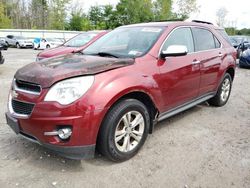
74, 0, 249, 29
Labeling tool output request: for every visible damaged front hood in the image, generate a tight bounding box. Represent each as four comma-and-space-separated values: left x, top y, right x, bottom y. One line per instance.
15, 54, 134, 88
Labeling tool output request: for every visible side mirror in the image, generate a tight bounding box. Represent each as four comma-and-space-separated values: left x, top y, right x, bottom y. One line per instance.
160, 45, 188, 58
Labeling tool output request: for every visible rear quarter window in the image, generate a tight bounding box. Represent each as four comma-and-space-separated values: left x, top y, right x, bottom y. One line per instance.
216, 29, 232, 46
214, 36, 221, 48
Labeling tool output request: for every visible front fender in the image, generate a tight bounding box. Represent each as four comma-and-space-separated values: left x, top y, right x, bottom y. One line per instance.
87, 67, 163, 111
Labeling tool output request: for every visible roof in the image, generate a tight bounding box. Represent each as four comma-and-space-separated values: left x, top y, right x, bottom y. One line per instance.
120, 21, 223, 30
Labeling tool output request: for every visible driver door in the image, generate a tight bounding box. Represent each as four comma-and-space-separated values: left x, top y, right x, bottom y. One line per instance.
157, 27, 201, 112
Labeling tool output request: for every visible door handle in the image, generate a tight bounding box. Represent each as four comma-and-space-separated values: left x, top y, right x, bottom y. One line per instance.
218, 53, 223, 57
192, 60, 200, 65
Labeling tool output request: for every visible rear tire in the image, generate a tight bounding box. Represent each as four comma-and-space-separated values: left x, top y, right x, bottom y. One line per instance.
46, 45, 50, 49
208, 73, 232, 107
97, 99, 150, 162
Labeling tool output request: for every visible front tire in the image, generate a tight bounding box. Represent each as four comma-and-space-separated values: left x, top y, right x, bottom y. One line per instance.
208, 73, 232, 107
97, 99, 150, 162
16, 43, 21, 49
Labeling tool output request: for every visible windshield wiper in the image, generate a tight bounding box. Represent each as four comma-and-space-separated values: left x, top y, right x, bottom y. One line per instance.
75, 51, 84, 55
96, 52, 119, 58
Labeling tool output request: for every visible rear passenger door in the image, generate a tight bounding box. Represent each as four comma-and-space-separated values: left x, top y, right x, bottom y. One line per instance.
191, 27, 224, 96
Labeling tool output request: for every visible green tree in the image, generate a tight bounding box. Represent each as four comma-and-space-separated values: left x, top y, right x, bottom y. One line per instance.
88, 5, 105, 29
30, 0, 49, 29
116, 0, 154, 25
153, 0, 172, 21
103, 5, 118, 29
69, 12, 84, 31
81, 16, 92, 31
225, 27, 236, 36
0, 2, 11, 28
48, 0, 69, 30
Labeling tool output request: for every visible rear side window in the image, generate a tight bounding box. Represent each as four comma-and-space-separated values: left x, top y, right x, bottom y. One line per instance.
162, 27, 194, 53
192, 28, 215, 51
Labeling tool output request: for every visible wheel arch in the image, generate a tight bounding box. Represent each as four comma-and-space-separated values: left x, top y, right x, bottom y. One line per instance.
96, 90, 159, 145
226, 66, 235, 81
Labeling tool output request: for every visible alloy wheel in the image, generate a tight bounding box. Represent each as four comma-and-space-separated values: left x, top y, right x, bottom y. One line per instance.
114, 111, 145, 153
220, 78, 231, 102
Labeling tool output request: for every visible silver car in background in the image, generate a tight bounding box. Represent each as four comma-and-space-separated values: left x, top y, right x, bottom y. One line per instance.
5, 35, 33, 48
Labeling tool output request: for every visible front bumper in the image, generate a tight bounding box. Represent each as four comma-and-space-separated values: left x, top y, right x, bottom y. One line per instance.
6, 84, 107, 159
20, 43, 33, 48
5, 111, 96, 159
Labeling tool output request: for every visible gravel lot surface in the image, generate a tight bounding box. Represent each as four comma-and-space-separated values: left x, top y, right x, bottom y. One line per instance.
0, 48, 249, 188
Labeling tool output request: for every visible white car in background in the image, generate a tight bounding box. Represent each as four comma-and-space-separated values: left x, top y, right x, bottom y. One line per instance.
34, 38, 64, 49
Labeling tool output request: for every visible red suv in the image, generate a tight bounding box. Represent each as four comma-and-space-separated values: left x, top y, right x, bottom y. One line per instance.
6, 21, 236, 161
36, 31, 108, 61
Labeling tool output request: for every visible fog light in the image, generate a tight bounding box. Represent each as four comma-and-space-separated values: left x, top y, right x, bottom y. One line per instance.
58, 128, 72, 140
44, 128, 72, 140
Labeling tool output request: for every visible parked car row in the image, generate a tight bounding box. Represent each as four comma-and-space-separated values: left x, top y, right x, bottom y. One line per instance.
5, 35, 33, 48
0, 38, 8, 50
229, 35, 250, 59
5, 20, 238, 162
239, 48, 250, 68
33, 38, 64, 50
36, 31, 107, 60
1, 35, 65, 49
0, 42, 6, 64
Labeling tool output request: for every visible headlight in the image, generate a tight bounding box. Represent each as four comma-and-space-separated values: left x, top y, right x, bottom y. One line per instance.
44, 76, 94, 105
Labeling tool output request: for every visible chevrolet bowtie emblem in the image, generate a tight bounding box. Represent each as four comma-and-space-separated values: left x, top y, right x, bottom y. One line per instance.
12, 90, 19, 99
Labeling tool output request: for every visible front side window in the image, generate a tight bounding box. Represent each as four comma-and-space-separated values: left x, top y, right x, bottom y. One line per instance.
83, 27, 164, 58
162, 27, 194, 53
192, 28, 216, 51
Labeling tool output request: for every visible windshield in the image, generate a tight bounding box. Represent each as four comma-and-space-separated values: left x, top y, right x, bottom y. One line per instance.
16, 36, 26, 40
47, 38, 62, 42
64, 33, 97, 47
83, 27, 164, 58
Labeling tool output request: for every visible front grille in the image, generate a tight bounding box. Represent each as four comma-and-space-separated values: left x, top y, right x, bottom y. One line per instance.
11, 99, 35, 115
15, 79, 41, 94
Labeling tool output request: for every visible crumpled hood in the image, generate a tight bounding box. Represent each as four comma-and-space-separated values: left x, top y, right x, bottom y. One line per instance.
38, 46, 77, 58
15, 54, 134, 88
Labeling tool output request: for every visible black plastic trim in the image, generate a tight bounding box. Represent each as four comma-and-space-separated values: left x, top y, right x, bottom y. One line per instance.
158, 92, 215, 122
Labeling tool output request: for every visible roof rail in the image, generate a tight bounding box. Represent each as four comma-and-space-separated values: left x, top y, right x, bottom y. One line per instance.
192, 20, 213, 25
157, 18, 185, 22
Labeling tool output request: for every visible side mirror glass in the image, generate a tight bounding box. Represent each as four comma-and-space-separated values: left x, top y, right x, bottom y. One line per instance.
160, 45, 188, 58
